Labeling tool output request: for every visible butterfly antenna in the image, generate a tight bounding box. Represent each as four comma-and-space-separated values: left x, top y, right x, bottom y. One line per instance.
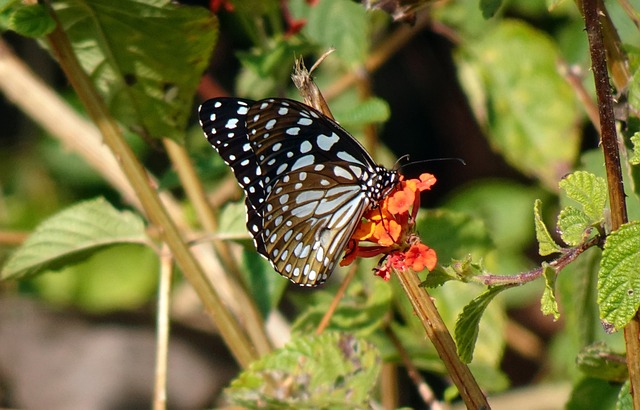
396, 157, 466, 171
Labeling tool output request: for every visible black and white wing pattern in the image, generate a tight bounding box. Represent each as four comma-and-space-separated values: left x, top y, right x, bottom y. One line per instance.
198, 98, 399, 286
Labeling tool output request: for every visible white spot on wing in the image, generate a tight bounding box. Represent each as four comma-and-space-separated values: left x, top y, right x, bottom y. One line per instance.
265, 119, 276, 130
300, 141, 312, 153
317, 133, 340, 151
225, 118, 239, 129
291, 155, 315, 171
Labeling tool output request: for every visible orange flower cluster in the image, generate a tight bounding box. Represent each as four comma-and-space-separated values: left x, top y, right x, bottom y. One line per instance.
341, 173, 438, 281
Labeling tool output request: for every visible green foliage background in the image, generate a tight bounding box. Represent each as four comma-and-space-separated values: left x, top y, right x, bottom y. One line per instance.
1, 0, 640, 408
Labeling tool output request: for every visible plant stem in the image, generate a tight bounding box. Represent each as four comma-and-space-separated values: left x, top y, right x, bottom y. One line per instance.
582, 0, 639, 405
394, 268, 490, 409
45, 8, 257, 368
153, 245, 172, 410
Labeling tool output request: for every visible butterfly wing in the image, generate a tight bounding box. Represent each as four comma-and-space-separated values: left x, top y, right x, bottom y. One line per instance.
199, 97, 398, 286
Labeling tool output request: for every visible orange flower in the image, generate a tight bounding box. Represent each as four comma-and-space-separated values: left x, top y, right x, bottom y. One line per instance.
404, 243, 437, 272
387, 186, 415, 214
341, 173, 438, 279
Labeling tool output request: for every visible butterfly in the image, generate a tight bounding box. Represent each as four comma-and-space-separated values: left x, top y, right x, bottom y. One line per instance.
198, 98, 399, 286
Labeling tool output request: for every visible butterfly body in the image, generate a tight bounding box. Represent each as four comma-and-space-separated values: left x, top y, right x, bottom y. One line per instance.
199, 98, 398, 286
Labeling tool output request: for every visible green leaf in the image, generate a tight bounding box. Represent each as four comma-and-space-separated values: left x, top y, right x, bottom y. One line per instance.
456, 20, 580, 189
5, 3, 55, 37
630, 132, 640, 165
241, 249, 288, 317
422, 264, 461, 288
226, 332, 380, 409
455, 285, 510, 363
480, 0, 502, 18
303, 0, 368, 66
336, 97, 390, 126
534, 199, 562, 256
576, 342, 628, 383
617, 380, 632, 410
540, 263, 560, 320
417, 209, 494, 263
598, 221, 640, 330
1, 197, 147, 280
444, 180, 544, 251
566, 377, 621, 410
546, 0, 567, 11
52, 0, 218, 140
558, 205, 594, 246
292, 279, 392, 337
559, 171, 607, 222
30, 244, 158, 312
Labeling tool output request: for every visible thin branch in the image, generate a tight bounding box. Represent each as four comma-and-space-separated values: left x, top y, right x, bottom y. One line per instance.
473, 235, 601, 286
558, 60, 600, 131
385, 326, 445, 410
153, 245, 173, 410
315, 263, 358, 335
394, 268, 490, 409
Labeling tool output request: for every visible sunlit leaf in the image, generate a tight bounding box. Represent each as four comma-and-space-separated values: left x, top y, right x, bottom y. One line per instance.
534, 199, 562, 256
2, 198, 147, 280
558, 206, 594, 246
598, 221, 640, 330
559, 171, 607, 223
455, 285, 510, 363
541, 263, 559, 320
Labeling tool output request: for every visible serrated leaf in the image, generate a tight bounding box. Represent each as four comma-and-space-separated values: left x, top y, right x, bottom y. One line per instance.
534, 199, 562, 256
303, 0, 367, 66
6, 3, 55, 37
576, 342, 628, 383
598, 221, 640, 330
541, 263, 559, 320
559, 171, 607, 222
52, 0, 217, 140
2, 198, 147, 280
558, 205, 594, 246
455, 285, 510, 363
480, 0, 502, 18
456, 21, 580, 189
226, 332, 380, 409
630, 132, 640, 165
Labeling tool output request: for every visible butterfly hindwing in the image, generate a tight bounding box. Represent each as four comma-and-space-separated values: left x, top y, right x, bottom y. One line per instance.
261, 163, 369, 286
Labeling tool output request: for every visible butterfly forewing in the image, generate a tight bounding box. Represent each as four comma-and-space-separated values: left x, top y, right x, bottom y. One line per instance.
198, 98, 265, 211
246, 99, 378, 189
199, 97, 399, 286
